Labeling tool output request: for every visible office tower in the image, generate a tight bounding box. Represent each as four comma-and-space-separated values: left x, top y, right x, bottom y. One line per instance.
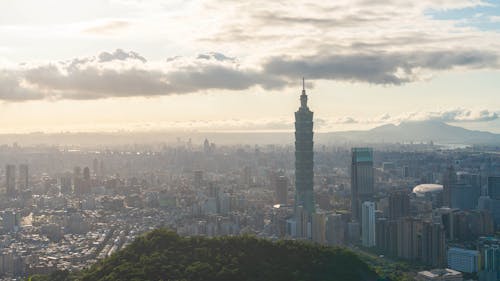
91, 158, 98, 176
194, 170, 203, 189
18, 164, 29, 191
60, 174, 72, 194
275, 175, 288, 205
203, 138, 211, 154
294, 79, 315, 214
362, 201, 376, 247
351, 148, 374, 221
447, 172, 481, 210
83, 167, 90, 181
311, 213, 326, 244
326, 214, 345, 246
450, 183, 477, 210
5, 165, 16, 197
488, 176, 500, 200
388, 190, 410, 220
73, 166, 87, 196
442, 165, 456, 207
421, 221, 446, 267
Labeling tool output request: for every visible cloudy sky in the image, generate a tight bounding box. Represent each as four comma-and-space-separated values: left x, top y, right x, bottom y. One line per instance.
0, 0, 499, 133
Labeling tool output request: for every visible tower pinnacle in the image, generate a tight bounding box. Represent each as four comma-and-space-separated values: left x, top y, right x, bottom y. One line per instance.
300, 78, 308, 108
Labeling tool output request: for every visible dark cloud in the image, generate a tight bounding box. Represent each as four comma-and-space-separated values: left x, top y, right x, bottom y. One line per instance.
17, 50, 286, 100
255, 11, 392, 28
98, 49, 146, 63
197, 52, 235, 62
0, 71, 44, 101
24, 65, 169, 99
0, 48, 498, 102
165, 65, 285, 93
264, 50, 499, 84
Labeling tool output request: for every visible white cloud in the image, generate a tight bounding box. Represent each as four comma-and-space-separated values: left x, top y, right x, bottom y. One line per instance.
490, 16, 500, 23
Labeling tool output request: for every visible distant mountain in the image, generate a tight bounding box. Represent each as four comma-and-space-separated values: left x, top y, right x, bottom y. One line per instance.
30, 229, 378, 281
319, 120, 500, 145
0, 120, 497, 146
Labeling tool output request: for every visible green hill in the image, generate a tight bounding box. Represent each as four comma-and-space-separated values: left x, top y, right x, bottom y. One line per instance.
31, 229, 379, 281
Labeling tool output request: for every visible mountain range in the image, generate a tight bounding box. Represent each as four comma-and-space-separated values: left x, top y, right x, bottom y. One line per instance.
0, 120, 498, 146
319, 120, 500, 145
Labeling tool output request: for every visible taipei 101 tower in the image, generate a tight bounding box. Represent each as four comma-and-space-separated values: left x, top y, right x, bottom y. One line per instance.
294, 78, 315, 214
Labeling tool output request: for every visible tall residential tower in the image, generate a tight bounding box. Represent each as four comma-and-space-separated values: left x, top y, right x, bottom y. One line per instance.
295, 79, 315, 214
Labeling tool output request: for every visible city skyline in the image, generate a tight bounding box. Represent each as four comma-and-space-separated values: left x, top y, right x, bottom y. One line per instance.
0, 0, 499, 134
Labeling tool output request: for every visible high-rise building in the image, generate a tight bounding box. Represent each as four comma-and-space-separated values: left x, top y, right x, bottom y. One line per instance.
362, 201, 376, 247
351, 148, 374, 221
389, 190, 410, 220
5, 165, 16, 197
488, 176, 500, 200
376, 218, 398, 257
92, 158, 99, 177
397, 217, 422, 261
326, 214, 345, 246
479, 240, 500, 281
443, 165, 456, 207
311, 212, 326, 244
421, 221, 446, 267
18, 164, 29, 191
194, 170, 203, 189
275, 175, 288, 205
83, 167, 90, 181
294, 79, 315, 214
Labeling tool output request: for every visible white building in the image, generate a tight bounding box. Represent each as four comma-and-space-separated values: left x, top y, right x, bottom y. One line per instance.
447, 247, 479, 273
361, 201, 376, 247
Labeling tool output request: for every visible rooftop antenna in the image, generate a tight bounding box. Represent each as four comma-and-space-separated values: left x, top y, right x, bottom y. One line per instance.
302, 77, 305, 91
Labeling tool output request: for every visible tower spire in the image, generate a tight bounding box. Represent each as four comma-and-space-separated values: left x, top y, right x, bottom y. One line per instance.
300, 77, 308, 108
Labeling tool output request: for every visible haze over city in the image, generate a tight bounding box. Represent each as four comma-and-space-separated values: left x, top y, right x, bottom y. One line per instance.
0, 0, 499, 134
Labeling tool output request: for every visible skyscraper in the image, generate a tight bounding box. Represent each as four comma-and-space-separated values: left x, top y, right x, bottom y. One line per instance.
442, 165, 456, 207
295, 79, 315, 214
351, 148, 374, 221
18, 164, 29, 191
362, 201, 376, 247
5, 165, 16, 198
488, 176, 500, 200
389, 190, 410, 220
421, 221, 446, 267
275, 175, 288, 205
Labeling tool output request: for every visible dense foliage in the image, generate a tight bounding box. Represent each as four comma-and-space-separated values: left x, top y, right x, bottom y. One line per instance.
31, 229, 378, 281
